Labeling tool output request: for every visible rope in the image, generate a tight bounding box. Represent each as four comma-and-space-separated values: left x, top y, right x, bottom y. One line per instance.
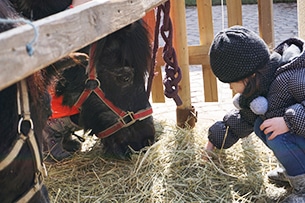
0, 18, 39, 56
221, 0, 225, 30
159, 1, 183, 106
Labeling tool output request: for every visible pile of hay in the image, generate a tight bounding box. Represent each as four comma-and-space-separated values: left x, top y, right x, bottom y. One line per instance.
44, 120, 289, 202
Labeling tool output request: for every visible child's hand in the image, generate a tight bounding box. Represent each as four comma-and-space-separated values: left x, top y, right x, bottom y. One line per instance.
260, 117, 289, 140
205, 141, 215, 151
202, 141, 215, 161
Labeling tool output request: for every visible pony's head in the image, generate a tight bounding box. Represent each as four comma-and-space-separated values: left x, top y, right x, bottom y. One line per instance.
57, 20, 155, 159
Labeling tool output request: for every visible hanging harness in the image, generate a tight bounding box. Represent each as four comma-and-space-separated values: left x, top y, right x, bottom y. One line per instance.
0, 79, 47, 203
73, 42, 153, 138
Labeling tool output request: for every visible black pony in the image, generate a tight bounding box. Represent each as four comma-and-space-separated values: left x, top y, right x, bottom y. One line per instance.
57, 20, 155, 159
11, 0, 156, 159
0, 0, 50, 202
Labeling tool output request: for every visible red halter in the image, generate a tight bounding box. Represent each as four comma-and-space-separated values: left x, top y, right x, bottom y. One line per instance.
73, 43, 153, 138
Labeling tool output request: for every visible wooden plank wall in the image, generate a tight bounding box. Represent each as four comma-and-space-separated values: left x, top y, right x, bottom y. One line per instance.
0, 0, 166, 91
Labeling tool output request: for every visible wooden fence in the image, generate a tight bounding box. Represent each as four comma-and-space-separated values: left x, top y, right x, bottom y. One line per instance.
0, 0, 166, 91
147, 0, 275, 127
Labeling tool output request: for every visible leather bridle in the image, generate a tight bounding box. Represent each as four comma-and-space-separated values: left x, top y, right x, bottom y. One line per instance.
0, 79, 47, 203
73, 43, 153, 139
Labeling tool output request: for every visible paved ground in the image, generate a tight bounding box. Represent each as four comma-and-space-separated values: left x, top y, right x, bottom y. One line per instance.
151, 3, 298, 128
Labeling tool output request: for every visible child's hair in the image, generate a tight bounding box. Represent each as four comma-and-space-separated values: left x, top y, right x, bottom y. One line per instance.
242, 64, 270, 98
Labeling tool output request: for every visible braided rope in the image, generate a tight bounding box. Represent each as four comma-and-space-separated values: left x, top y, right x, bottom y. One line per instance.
147, 0, 182, 106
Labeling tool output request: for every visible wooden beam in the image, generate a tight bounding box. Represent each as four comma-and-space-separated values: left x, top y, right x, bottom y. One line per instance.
196, 0, 218, 102
258, 0, 274, 49
170, 0, 191, 108
170, 0, 197, 127
188, 45, 210, 65
157, 45, 210, 66
298, 0, 305, 39
226, 0, 242, 27
142, 0, 167, 12
197, 0, 214, 45
0, 0, 166, 91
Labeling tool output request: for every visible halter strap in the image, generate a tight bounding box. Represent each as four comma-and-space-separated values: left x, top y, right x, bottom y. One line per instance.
0, 79, 47, 203
0, 134, 27, 170
96, 108, 153, 138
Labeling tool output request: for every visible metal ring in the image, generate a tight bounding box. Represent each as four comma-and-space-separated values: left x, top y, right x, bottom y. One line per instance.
85, 78, 101, 90
18, 117, 34, 135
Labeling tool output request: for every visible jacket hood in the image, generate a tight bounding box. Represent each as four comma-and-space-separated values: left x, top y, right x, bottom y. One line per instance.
274, 38, 305, 76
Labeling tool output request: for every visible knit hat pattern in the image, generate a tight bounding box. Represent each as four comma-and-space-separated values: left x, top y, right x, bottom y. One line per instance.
209, 26, 270, 83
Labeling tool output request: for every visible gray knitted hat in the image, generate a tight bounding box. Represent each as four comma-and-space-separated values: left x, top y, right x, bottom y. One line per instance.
209, 26, 270, 83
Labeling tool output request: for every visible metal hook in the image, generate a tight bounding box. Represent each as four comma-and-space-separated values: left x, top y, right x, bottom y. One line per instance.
0, 17, 39, 56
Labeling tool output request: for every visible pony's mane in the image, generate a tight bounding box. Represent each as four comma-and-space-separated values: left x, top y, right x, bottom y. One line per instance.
9, 0, 71, 19
0, 0, 19, 31
94, 20, 152, 84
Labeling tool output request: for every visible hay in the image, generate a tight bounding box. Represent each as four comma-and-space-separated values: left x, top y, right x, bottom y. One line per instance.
45, 120, 289, 203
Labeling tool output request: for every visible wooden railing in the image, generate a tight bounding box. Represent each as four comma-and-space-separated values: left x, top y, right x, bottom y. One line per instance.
0, 0, 166, 91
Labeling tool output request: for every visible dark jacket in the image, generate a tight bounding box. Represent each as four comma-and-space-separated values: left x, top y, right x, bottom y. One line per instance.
208, 38, 305, 149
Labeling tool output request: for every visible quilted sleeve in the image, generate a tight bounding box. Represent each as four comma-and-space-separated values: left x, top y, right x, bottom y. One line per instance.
208, 109, 256, 149
285, 69, 305, 135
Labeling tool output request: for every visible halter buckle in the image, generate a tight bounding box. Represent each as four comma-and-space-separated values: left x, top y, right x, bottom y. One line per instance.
119, 111, 136, 127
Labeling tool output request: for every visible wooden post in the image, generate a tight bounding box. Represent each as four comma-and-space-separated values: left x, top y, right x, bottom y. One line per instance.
258, 0, 274, 49
170, 0, 196, 128
298, 0, 305, 39
226, 0, 242, 27
196, 0, 218, 102
226, 0, 242, 97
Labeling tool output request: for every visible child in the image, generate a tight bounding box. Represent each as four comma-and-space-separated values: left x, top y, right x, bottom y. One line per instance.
206, 26, 305, 202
